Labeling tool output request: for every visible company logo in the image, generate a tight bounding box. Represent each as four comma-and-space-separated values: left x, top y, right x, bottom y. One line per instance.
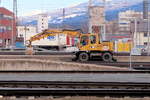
47, 36, 55, 40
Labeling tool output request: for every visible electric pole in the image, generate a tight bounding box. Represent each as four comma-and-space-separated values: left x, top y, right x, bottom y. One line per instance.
88, 0, 92, 33
145, 0, 150, 56
103, 0, 106, 41
11, 0, 17, 48
62, 8, 65, 29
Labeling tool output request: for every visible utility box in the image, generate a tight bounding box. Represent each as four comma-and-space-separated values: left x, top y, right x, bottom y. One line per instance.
131, 48, 141, 55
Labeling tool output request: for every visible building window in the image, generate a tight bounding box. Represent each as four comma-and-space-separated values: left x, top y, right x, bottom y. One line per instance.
144, 42, 148, 46
0, 14, 4, 19
6, 26, 12, 31
80, 36, 89, 46
0, 14, 13, 20
3, 15, 13, 20
19, 34, 23, 37
0, 26, 6, 32
90, 35, 96, 44
144, 33, 148, 37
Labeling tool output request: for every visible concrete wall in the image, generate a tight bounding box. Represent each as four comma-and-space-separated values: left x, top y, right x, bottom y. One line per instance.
89, 6, 105, 33
0, 59, 127, 71
89, 6, 105, 26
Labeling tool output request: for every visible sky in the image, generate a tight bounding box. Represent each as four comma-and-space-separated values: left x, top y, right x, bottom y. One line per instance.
1, 0, 88, 16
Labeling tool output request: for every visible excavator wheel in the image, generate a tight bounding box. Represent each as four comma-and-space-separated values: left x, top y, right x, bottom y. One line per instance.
78, 52, 89, 62
102, 52, 113, 62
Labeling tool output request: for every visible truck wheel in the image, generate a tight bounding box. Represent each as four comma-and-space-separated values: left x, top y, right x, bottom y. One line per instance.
102, 52, 113, 62
79, 52, 89, 62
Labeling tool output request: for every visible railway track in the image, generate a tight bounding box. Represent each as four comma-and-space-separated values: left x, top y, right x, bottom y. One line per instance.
72, 61, 150, 70
0, 51, 72, 55
88, 61, 150, 68
0, 71, 149, 96
0, 87, 150, 96
0, 55, 149, 70
0, 51, 149, 70
0, 51, 147, 56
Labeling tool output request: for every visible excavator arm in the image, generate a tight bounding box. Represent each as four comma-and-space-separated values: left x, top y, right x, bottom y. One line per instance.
27, 29, 81, 47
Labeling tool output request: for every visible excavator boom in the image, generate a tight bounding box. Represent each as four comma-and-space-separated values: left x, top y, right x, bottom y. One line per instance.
27, 29, 81, 47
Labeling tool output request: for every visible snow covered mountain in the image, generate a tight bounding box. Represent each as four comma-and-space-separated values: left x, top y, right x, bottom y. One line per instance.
19, 0, 147, 29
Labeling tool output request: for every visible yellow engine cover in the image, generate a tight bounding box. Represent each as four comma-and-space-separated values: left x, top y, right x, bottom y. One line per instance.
79, 42, 114, 52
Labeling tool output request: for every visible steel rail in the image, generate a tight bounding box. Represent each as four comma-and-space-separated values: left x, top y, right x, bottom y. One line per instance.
78, 61, 150, 68
0, 51, 148, 56
0, 70, 149, 73
0, 85, 149, 96
0, 71, 148, 96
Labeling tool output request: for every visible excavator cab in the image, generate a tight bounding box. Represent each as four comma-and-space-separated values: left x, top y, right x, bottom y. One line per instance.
78, 33, 114, 51
78, 33, 101, 51
80, 34, 97, 46
73, 33, 116, 62
80, 35, 89, 46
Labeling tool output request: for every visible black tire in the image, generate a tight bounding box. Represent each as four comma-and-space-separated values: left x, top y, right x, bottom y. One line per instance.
79, 52, 89, 62
102, 52, 113, 62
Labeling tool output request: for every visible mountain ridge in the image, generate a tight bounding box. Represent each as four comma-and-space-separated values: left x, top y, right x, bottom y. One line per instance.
18, 0, 148, 30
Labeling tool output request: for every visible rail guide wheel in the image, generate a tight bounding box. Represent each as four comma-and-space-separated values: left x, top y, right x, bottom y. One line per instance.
78, 52, 89, 62
102, 52, 113, 62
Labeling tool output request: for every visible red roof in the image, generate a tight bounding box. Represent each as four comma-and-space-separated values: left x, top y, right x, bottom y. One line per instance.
0, 7, 13, 16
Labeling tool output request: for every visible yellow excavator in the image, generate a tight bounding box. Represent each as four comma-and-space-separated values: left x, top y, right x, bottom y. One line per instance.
26, 29, 116, 62
74, 33, 116, 62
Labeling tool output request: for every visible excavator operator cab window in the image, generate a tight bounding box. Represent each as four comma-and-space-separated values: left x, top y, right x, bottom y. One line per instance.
90, 35, 96, 44
80, 36, 89, 46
